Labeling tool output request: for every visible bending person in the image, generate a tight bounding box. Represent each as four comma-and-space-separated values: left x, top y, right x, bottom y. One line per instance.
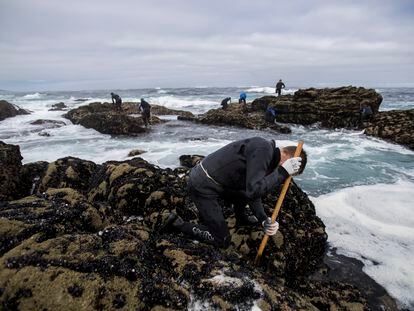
162, 137, 307, 248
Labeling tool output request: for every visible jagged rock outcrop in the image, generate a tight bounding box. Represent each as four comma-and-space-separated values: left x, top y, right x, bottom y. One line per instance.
0, 143, 397, 310
179, 103, 292, 133
251, 86, 382, 128
30, 119, 66, 128
48, 102, 68, 111
0, 100, 30, 121
64, 102, 163, 135
0, 142, 23, 201
364, 109, 414, 150
122, 103, 195, 118
127, 149, 146, 157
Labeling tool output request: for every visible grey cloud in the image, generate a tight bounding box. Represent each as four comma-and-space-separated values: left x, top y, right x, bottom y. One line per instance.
0, 0, 413, 91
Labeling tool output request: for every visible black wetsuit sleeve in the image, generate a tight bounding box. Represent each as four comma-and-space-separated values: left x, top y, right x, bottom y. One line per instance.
249, 198, 267, 223
245, 146, 289, 200
282, 83, 285, 88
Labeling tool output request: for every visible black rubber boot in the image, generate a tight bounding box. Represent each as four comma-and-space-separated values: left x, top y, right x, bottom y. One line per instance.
158, 212, 184, 233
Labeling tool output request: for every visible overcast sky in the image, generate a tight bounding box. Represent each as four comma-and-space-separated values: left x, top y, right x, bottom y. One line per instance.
0, 0, 413, 91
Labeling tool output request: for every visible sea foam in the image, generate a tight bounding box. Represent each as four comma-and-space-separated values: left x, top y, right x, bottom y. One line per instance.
246, 86, 298, 95
22, 92, 45, 99
311, 180, 414, 309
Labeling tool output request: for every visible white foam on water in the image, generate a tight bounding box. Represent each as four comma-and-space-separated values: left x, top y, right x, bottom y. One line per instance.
21, 92, 46, 99
311, 180, 414, 309
246, 86, 298, 95
148, 95, 217, 114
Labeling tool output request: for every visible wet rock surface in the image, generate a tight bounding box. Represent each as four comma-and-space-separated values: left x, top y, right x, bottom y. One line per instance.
0, 143, 399, 310
363, 109, 414, 150
0, 142, 23, 201
179, 103, 292, 133
64, 102, 163, 135
127, 149, 146, 157
122, 103, 195, 118
252, 86, 382, 128
0, 100, 30, 121
30, 119, 66, 128
48, 102, 68, 111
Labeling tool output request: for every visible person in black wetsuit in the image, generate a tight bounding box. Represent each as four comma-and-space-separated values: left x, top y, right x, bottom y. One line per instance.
139, 98, 151, 127
221, 97, 231, 110
275, 80, 285, 96
111, 92, 122, 111
360, 104, 373, 121
162, 137, 307, 248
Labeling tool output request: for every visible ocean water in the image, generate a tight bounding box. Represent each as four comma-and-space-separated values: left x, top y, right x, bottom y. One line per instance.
0, 86, 413, 309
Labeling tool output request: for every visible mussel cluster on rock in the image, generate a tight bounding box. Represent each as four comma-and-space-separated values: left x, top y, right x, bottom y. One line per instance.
0, 141, 376, 310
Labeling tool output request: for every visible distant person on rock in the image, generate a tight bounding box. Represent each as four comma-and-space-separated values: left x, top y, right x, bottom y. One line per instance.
275, 80, 285, 97
360, 104, 373, 121
265, 107, 278, 123
221, 97, 231, 110
110, 92, 122, 111
239, 92, 247, 104
161, 137, 307, 248
139, 98, 151, 127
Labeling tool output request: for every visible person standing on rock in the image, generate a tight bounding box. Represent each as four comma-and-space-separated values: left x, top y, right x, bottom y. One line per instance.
139, 98, 151, 127
162, 137, 307, 248
275, 79, 285, 96
221, 97, 231, 110
110, 92, 122, 111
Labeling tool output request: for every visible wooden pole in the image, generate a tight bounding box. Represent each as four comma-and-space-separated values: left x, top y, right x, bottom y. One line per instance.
254, 140, 304, 266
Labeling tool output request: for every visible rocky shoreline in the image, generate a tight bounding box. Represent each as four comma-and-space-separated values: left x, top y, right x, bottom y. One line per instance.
0, 142, 400, 310
1, 86, 412, 149
178, 87, 413, 150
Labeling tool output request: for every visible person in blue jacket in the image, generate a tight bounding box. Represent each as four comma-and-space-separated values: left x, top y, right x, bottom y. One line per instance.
239, 92, 247, 104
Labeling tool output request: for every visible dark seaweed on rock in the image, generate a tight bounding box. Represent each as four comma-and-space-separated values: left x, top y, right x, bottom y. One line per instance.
0, 141, 391, 310
364, 109, 414, 150
179, 103, 292, 134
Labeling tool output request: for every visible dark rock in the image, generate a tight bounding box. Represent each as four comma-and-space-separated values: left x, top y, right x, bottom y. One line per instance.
183, 103, 292, 133
38, 132, 51, 137
64, 102, 163, 136
112, 293, 126, 309
68, 284, 84, 298
0, 143, 398, 310
78, 113, 150, 135
0, 141, 23, 201
48, 102, 68, 111
127, 149, 146, 157
122, 102, 195, 118
151, 104, 195, 118
364, 109, 414, 150
74, 98, 89, 102
251, 86, 382, 128
20, 161, 49, 196
30, 119, 66, 128
179, 154, 205, 168
0, 100, 30, 121
37, 157, 98, 193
